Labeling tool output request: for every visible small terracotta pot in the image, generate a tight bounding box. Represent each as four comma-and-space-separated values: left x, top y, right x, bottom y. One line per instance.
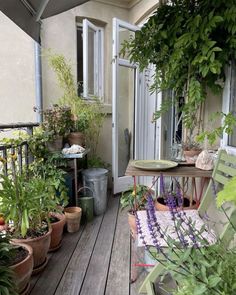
12, 227, 52, 274
49, 212, 66, 251
67, 132, 85, 146
64, 207, 82, 233
155, 197, 197, 211
183, 150, 201, 164
10, 243, 33, 295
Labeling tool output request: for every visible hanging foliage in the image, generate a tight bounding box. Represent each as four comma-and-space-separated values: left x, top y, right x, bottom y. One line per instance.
122, 0, 236, 141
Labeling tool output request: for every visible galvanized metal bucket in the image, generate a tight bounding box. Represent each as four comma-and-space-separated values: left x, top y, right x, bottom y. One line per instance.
82, 168, 108, 216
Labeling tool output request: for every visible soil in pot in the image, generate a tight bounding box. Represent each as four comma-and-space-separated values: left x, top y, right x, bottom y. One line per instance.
49, 213, 66, 252
12, 226, 52, 275
9, 243, 33, 295
155, 197, 197, 211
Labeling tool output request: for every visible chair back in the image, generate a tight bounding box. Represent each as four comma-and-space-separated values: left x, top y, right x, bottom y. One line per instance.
198, 150, 236, 245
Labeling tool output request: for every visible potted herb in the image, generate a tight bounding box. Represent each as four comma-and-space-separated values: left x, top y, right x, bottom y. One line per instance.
42, 104, 72, 151
68, 111, 89, 146
29, 154, 68, 251
182, 138, 202, 164
155, 174, 196, 211
0, 232, 33, 295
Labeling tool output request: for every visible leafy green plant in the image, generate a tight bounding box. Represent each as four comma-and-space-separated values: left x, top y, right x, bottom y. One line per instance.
123, 0, 236, 143
41, 104, 72, 137
121, 184, 153, 211
0, 169, 60, 238
46, 52, 106, 156
0, 233, 17, 295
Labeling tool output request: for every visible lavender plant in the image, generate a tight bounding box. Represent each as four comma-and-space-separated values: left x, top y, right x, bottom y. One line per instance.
137, 185, 236, 295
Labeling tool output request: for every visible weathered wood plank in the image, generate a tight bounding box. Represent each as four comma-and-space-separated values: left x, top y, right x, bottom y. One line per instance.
125, 161, 212, 178
29, 225, 85, 295
105, 207, 130, 295
54, 215, 103, 295
79, 195, 120, 295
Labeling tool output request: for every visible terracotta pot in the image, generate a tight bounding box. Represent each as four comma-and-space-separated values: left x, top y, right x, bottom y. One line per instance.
128, 211, 137, 238
12, 227, 52, 274
64, 207, 82, 233
10, 243, 33, 295
155, 197, 197, 211
49, 212, 66, 252
67, 132, 85, 146
183, 149, 201, 164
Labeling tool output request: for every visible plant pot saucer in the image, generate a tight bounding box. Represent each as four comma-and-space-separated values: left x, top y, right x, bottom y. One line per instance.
48, 241, 62, 253
20, 282, 30, 295
32, 257, 48, 275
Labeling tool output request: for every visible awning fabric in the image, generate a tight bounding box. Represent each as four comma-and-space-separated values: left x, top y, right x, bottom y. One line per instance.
0, 0, 90, 42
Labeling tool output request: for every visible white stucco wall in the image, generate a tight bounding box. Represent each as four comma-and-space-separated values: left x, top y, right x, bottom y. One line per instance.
0, 11, 36, 124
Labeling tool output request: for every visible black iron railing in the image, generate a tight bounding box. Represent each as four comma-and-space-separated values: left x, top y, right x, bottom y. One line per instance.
0, 123, 39, 175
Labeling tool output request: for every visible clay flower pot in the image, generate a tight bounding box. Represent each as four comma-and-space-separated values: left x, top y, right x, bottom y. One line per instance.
10, 243, 33, 295
128, 211, 137, 238
12, 227, 52, 275
183, 149, 201, 164
64, 207, 82, 233
49, 212, 66, 252
155, 197, 197, 211
67, 132, 85, 146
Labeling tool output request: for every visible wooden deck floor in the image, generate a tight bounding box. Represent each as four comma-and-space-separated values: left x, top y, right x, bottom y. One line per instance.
29, 193, 147, 295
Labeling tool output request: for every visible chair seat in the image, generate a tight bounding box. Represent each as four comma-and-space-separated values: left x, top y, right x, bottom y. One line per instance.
137, 209, 216, 247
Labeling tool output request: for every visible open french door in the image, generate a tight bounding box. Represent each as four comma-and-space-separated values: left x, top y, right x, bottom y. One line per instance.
112, 18, 162, 194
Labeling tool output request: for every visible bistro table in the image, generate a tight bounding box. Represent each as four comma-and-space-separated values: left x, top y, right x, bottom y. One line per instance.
125, 160, 212, 205
125, 160, 213, 282
63, 148, 90, 206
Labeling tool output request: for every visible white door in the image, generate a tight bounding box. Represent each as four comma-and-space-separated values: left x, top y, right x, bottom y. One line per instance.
112, 18, 161, 194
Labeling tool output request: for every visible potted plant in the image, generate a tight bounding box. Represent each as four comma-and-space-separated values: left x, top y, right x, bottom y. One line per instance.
67, 110, 89, 146
29, 154, 68, 251
46, 52, 105, 157
155, 174, 197, 211
182, 138, 202, 164
0, 169, 57, 274
121, 184, 154, 237
0, 232, 33, 295
42, 104, 72, 151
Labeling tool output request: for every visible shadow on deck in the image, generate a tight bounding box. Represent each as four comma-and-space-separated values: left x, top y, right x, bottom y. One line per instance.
29, 193, 147, 295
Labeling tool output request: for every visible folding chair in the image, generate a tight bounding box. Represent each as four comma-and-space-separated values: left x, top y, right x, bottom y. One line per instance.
138, 150, 236, 294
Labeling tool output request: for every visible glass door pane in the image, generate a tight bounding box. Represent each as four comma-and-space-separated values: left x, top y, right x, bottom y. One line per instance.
117, 65, 135, 177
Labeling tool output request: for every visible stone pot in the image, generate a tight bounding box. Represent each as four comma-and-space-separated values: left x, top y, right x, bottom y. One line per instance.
47, 136, 63, 152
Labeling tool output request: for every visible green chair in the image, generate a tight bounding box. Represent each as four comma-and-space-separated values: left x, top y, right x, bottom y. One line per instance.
138, 150, 236, 294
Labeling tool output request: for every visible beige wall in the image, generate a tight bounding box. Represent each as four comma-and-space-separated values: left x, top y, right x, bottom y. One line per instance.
0, 12, 36, 124
41, 1, 130, 166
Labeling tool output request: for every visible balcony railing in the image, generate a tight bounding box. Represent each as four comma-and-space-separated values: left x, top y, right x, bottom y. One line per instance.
0, 123, 39, 175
